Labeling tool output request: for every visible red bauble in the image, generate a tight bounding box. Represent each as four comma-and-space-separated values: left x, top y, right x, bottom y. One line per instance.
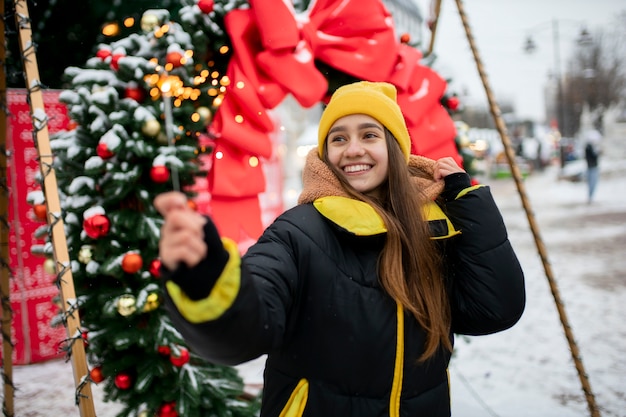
197, 0, 215, 14
67, 120, 79, 131
166, 51, 184, 68
400, 33, 411, 44
33, 203, 47, 221
124, 86, 145, 102
149, 258, 162, 278
114, 372, 132, 390
121, 252, 143, 274
447, 96, 460, 111
90, 366, 105, 384
150, 166, 170, 183
83, 214, 110, 239
96, 49, 111, 60
96, 142, 115, 159
169, 348, 190, 367
158, 402, 178, 417
157, 345, 171, 356
110, 53, 125, 70
82, 330, 89, 347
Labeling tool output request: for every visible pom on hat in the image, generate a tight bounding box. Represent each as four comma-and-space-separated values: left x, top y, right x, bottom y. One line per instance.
318, 81, 411, 162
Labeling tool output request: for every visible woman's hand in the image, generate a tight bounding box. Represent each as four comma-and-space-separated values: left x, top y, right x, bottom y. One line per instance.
154, 192, 208, 270
433, 157, 466, 182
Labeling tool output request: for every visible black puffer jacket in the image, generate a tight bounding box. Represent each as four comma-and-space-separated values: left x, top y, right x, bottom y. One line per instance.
164, 155, 525, 417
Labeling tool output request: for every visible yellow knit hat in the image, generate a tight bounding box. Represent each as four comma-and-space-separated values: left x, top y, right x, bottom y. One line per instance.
318, 81, 411, 162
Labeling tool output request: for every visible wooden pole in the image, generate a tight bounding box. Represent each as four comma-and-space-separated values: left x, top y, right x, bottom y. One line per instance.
452, 1, 601, 416
12, 1, 96, 415
0, 0, 16, 415
425, 0, 442, 57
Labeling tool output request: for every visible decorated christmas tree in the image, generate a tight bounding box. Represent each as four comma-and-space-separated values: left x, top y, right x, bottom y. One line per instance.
33, 1, 260, 416
28, 0, 462, 416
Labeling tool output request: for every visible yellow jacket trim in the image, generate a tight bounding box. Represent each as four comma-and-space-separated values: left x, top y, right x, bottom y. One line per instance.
313, 196, 461, 239
165, 237, 241, 324
422, 201, 461, 239
279, 378, 309, 417
455, 184, 485, 199
314, 196, 387, 235
390, 302, 404, 417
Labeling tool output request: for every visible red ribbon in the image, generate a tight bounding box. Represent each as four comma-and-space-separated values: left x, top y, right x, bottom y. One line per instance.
209, 0, 400, 199
388, 44, 460, 164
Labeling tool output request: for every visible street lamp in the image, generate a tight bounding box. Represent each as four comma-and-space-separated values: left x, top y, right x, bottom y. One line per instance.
523, 19, 592, 137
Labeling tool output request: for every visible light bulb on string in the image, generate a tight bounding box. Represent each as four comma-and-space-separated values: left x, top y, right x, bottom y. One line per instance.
160, 77, 180, 192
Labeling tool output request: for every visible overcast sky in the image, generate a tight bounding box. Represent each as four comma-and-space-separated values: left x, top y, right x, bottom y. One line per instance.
412, 0, 624, 122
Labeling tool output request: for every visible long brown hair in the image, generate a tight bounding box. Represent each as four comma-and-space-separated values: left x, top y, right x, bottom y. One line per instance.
324, 130, 452, 361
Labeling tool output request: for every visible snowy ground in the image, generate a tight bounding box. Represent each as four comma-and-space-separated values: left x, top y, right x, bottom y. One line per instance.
4, 154, 626, 417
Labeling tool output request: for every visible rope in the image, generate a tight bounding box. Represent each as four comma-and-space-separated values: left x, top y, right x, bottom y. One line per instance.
452, 1, 601, 416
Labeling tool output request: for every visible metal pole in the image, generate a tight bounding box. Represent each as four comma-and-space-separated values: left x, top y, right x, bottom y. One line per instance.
452, 1, 601, 416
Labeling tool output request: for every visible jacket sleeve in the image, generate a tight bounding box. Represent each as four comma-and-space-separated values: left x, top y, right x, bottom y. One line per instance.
439, 184, 526, 335
163, 216, 299, 366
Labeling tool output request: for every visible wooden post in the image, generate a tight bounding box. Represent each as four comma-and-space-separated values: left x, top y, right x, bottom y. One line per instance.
452, 1, 601, 416
12, 1, 96, 415
425, 0, 442, 58
0, 0, 16, 415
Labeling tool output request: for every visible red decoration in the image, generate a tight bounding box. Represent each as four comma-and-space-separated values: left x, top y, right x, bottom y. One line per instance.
121, 252, 143, 274
150, 166, 170, 183
165, 51, 184, 68
110, 53, 125, 71
206, 0, 461, 245
114, 372, 132, 390
157, 345, 171, 356
124, 85, 145, 102
96, 142, 115, 159
96, 49, 111, 60
83, 214, 110, 239
90, 366, 105, 384
400, 33, 411, 44
197, 0, 215, 14
82, 330, 89, 347
446, 95, 460, 112
169, 347, 190, 367
149, 258, 162, 278
67, 120, 79, 130
33, 204, 47, 221
158, 402, 179, 417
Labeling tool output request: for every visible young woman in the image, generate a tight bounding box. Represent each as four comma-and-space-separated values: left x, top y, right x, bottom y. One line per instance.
155, 81, 525, 416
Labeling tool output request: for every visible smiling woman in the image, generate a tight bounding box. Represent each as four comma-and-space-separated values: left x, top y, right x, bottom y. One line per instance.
156, 81, 525, 417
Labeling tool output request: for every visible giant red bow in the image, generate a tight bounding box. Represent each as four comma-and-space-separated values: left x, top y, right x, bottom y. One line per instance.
209, 0, 400, 199
207, 0, 459, 244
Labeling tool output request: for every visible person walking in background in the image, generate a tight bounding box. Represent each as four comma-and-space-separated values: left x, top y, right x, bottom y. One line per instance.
154, 81, 526, 416
584, 129, 602, 203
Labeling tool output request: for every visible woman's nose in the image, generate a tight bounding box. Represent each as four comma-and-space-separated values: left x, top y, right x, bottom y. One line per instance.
345, 138, 365, 156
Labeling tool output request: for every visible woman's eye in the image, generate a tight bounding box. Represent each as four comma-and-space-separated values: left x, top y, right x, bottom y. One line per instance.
330, 135, 345, 143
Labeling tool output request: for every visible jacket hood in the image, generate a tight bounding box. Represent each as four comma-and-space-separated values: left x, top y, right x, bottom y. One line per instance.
298, 148, 444, 205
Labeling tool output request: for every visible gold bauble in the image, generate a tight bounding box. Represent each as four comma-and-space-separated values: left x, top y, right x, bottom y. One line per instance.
196, 106, 212, 126
156, 132, 169, 145
117, 294, 137, 317
78, 245, 94, 264
138, 411, 148, 417
142, 119, 161, 137
44, 258, 56, 275
140, 13, 160, 32
142, 293, 160, 312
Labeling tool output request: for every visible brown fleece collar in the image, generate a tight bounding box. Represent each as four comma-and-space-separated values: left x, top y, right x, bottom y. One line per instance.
298, 149, 444, 205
